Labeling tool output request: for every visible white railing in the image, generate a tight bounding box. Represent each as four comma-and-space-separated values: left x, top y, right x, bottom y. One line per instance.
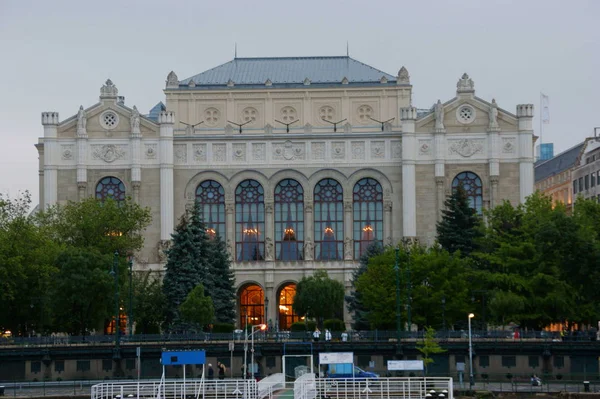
300, 377, 453, 399
257, 373, 284, 399
91, 379, 258, 399
294, 373, 317, 399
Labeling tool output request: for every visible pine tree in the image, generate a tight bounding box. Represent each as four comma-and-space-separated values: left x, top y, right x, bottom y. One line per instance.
162, 203, 209, 331
436, 184, 481, 256
345, 242, 384, 330
205, 234, 236, 324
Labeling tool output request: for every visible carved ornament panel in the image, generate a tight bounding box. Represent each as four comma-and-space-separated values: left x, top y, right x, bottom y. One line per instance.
233, 143, 247, 161
174, 144, 187, 164
391, 141, 402, 159
351, 141, 365, 160
448, 139, 484, 157
91, 144, 126, 163
61, 144, 74, 160
193, 144, 207, 162
273, 140, 305, 161
332, 142, 345, 159
311, 142, 325, 160
213, 143, 226, 162
371, 141, 385, 159
252, 143, 266, 161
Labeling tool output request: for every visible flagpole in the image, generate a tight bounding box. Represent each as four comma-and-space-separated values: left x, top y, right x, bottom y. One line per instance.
539, 92, 543, 162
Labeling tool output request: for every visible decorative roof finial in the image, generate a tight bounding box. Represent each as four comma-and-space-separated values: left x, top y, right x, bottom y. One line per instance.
100, 79, 118, 99
457, 73, 475, 93
166, 71, 179, 89
397, 66, 410, 84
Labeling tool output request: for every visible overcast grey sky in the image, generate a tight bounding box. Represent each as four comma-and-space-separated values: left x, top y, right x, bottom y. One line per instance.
1, 0, 598, 205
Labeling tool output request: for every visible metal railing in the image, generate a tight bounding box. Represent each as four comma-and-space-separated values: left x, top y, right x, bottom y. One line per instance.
257, 373, 284, 399
294, 373, 317, 399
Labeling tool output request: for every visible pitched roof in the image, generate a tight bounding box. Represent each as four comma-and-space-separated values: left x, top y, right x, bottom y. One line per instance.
179, 56, 397, 88
534, 142, 585, 183
147, 102, 166, 122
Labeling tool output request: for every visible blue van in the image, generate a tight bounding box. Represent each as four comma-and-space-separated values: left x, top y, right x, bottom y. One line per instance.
325, 364, 379, 379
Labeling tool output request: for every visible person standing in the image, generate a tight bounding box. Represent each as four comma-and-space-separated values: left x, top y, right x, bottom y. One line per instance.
313, 328, 320, 342
207, 363, 214, 381
325, 329, 332, 341
218, 361, 226, 380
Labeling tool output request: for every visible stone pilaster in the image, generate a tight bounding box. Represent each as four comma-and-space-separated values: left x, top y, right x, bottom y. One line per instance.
490, 176, 499, 209
304, 201, 314, 260
225, 202, 235, 260
383, 199, 393, 245
343, 200, 353, 260
132, 182, 141, 204
517, 104, 535, 203
159, 111, 175, 241
76, 113, 88, 194
41, 112, 59, 210
265, 201, 274, 261
77, 182, 87, 201
435, 177, 445, 222
400, 107, 417, 238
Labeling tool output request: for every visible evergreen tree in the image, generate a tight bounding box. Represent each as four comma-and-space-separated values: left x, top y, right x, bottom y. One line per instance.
179, 283, 215, 331
345, 242, 384, 330
205, 234, 236, 324
436, 184, 481, 256
162, 203, 209, 331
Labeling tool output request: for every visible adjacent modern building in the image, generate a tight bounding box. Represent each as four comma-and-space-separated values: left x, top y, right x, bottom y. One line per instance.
571, 139, 600, 202
36, 56, 535, 328
536, 143, 554, 161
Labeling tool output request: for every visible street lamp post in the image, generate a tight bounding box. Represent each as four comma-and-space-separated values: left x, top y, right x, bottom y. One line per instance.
128, 258, 133, 336
394, 248, 402, 343
110, 251, 120, 351
246, 324, 266, 380
468, 313, 475, 390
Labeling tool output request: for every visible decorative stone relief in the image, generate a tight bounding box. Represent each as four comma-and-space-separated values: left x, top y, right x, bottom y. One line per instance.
265, 237, 274, 261
304, 238, 314, 261
384, 201, 392, 212
419, 139, 432, 155
351, 142, 365, 160
264, 124, 273, 135
241, 107, 258, 126
99, 110, 119, 130
304, 202, 313, 213
391, 141, 402, 159
448, 139, 484, 157
356, 104, 374, 124
344, 201, 353, 211
213, 143, 226, 162
457, 73, 475, 92
456, 105, 476, 124
304, 123, 313, 133
273, 140, 305, 161
91, 144, 126, 163
61, 145, 74, 160
502, 138, 516, 154
371, 141, 385, 159
193, 144, 207, 162
319, 106, 335, 122
397, 66, 410, 84
157, 240, 171, 263
344, 237, 353, 260
145, 144, 157, 159
280, 106, 297, 123
174, 144, 187, 164
332, 142, 345, 159
233, 143, 247, 161
204, 108, 220, 127
311, 142, 325, 160
252, 143, 266, 161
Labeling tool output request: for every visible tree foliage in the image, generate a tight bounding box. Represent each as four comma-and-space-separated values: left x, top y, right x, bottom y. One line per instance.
416, 327, 447, 375
293, 270, 345, 326
436, 184, 482, 256
179, 283, 215, 331
206, 234, 236, 324
132, 271, 166, 334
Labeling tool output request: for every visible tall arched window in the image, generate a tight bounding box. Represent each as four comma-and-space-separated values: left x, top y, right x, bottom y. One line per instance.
275, 179, 304, 261
196, 180, 225, 239
353, 178, 383, 258
95, 176, 126, 201
278, 283, 299, 330
239, 284, 264, 328
314, 179, 343, 261
452, 172, 483, 214
236, 179, 265, 261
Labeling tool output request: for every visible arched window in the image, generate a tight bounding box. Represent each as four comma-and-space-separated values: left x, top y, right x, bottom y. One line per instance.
235, 179, 265, 261
314, 179, 343, 261
239, 284, 264, 328
452, 172, 483, 214
275, 179, 304, 261
95, 176, 126, 201
278, 283, 299, 330
353, 178, 383, 258
196, 180, 225, 239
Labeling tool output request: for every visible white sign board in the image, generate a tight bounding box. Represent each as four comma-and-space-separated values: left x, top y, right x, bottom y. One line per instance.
319, 352, 354, 364
387, 360, 424, 371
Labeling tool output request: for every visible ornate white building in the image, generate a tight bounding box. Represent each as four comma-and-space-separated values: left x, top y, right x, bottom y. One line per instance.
37, 56, 534, 328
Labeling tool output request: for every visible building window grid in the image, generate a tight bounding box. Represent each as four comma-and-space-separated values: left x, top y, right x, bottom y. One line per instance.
55, 360, 65, 373
479, 355, 490, 368
274, 179, 304, 261
95, 176, 126, 201
452, 172, 483, 214
31, 361, 41, 373
592, 173, 596, 188
314, 179, 344, 261
502, 356, 516, 368
528, 355, 540, 368
278, 283, 300, 330
235, 180, 265, 261
76, 360, 91, 372
579, 177, 583, 193
196, 180, 226, 239
573, 180, 578, 194
585, 175, 590, 190
554, 356, 564, 368
240, 284, 264, 327
352, 178, 384, 259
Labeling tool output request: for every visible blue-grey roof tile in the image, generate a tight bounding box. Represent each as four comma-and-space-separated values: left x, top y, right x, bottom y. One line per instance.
534, 142, 584, 183
147, 102, 165, 122
180, 56, 396, 87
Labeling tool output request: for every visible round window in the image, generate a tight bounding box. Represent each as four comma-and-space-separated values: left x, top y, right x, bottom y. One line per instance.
456, 105, 475, 124
100, 111, 119, 130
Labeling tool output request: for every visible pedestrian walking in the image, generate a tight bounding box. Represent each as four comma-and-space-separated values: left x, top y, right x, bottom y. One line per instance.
325, 329, 332, 341
207, 363, 214, 380
313, 328, 320, 342
218, 361, 226, 380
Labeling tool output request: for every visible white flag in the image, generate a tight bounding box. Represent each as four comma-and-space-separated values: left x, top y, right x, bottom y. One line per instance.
541, 93, 550, 124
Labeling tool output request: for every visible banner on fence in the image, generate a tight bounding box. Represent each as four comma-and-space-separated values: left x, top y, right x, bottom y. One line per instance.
387, 360, 424, 371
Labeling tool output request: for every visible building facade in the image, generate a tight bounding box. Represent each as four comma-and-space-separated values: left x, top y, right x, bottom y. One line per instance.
37, 56, 535, 328
571, 139, 600, 202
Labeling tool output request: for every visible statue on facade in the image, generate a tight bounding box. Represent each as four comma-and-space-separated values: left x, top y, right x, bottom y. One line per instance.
434, 100, 444, 130
76, 105, 87, 132
226, 239, 233, 258
265, 237, 274, 261
130, 105, 141, 133
344, 237, 353, 260
304, 238, 314, 261
488, 98, 499, 129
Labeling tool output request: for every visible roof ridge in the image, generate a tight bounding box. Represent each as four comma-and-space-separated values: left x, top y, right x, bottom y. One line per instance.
234, 56, 349, 60
535, 141, 585, 167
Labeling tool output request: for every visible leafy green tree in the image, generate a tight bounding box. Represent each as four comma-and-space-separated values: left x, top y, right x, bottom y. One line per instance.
346, 242, 384, 330
132, 271, 166, 334
205, 234, 236, 323
416, 327, 447, 375
436, 184, 481, 256
0, 191, 60, 335
179, 283, 215, 331
162, 203, 210, 330
293, 270, 345, 327
50, 247, 114, 335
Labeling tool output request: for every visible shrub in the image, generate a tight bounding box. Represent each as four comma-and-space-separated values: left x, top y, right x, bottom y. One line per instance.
481, 373, 489, 380
324, 319, 345, 332
291, 322, 306, 332
212, 323, 235, 333
56, 377, 62, 382
506, 373, 513, 380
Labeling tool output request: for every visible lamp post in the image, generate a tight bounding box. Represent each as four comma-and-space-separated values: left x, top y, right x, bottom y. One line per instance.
441, 296, 446, 332
128, 258, 133, 336
394, 248, 402, 343
110, 251, 120, 351
405, 248, 412, 335
468, 313, 475, 390
248, 324, 266, 380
